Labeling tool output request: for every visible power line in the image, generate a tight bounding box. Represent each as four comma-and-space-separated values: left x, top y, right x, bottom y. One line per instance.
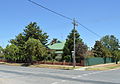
77, 22, 101, 37
28, 0, 101, 38
28, 0, 72, 21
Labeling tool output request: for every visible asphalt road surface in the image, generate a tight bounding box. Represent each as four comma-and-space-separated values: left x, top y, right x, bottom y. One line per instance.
0, 65, 120, 84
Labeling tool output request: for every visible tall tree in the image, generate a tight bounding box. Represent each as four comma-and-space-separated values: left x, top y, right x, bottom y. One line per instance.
75, 42, 88, 61
0, 46, 4, 57
100, 35, 120, 62
25, 38, 47, 64
92, 41, 111, 63
10, 22, 49, 46
10, 33, 25, 47
93, 41, 104, 57
23, 22, 49, 45
0, 46, 3, 53
10, 33, 26, 60
9, 22, 49, 63
100, 35, 119, 51
112, 50, 120, 64
63, 29, 83, 62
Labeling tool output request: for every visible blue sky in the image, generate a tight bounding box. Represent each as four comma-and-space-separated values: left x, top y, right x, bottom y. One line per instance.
0, 0, 120, 48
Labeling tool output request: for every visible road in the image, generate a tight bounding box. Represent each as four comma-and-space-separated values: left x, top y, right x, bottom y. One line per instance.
0, 65, 120, 84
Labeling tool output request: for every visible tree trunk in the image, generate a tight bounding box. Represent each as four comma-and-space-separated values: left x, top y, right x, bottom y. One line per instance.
116, 59, 118, 64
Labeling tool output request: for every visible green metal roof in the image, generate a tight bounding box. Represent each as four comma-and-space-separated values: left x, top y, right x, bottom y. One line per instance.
47, 41, 65, 50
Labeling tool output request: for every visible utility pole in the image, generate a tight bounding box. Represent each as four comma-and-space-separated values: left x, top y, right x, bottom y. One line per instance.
72, 18, 78, 68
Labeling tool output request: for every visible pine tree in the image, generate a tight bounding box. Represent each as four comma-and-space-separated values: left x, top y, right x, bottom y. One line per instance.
93, 41, 111, 63
9, 22, 49, 63
23, 22, 49, 45
63, 29, 83, 62
93, 41, 104, 57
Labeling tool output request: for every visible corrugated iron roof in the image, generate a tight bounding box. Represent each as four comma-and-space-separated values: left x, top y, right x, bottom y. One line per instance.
47, 41, 65, 50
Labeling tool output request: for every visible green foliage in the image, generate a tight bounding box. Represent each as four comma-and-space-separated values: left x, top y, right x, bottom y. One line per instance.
63, 55, 71, 62
0, 46, 3, 54
0, 46, 4, 59
47, 51, 59, 62
100, 35, 119, 51
10, 33, 25, 47
10, 22, 49, 45
102, 47, 112, 58
4, 44, 19, 62
93, 41, 104, 57
75, 42, 88, 59
63, 29, 82, 55
63, 29, 83, 62
10, 33, 26, 61
0, 46, 3, 51
112, 50, 120, 64
25, 38, 47, 63
93, 41, 112, 63
5, 22, 49, 63
24, 22, 49, 45
100, 35, 120, 63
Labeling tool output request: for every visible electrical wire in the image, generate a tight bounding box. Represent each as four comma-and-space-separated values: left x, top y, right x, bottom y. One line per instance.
77, 22, 101, 37
28, 0, 72, 21
28, 0, 101, 37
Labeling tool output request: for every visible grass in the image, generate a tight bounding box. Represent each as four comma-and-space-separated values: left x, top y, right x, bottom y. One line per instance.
1, 61, 120, 71
86, 67, 108, 71
0, 62, 81, 70
106, 64, 120, 69
30, 64, 82, 70
86, 64, 120, 71
0, 62, 22, 66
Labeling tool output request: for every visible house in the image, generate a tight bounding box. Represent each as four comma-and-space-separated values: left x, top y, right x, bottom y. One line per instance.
47, 40, 65, 56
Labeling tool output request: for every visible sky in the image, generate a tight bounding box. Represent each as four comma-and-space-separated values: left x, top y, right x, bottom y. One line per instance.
0, 0, 120, 48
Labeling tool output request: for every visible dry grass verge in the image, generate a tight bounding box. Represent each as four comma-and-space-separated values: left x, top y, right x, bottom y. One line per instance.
86, 63, 120, 71
30, 64, 81, 70
0, 62, 81, 70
